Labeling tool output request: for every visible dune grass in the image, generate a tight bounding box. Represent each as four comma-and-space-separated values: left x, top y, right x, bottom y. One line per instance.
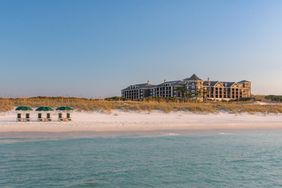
0, 97, 282, 114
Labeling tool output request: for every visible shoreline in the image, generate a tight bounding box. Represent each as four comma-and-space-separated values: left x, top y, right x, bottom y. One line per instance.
1, 110, 282, 133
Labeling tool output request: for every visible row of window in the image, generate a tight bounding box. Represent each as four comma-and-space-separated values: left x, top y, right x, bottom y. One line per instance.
207, 95, 240, 99
123, 86, 246, 99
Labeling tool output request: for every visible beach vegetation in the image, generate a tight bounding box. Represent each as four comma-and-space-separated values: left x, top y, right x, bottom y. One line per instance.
0, 96, 282, 114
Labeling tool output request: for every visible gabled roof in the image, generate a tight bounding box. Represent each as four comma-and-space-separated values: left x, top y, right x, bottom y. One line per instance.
204, 81, 219, 87
222, 82, 236, 87
184, 74, 202, 81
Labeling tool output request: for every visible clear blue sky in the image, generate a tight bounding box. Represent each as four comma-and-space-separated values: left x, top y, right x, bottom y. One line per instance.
0, 0, 281, 97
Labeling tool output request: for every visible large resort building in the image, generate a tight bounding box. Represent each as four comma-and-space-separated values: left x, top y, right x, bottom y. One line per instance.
121, 74, 252, 101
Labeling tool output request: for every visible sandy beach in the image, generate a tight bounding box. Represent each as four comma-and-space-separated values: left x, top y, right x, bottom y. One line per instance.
0, 110, 282, 133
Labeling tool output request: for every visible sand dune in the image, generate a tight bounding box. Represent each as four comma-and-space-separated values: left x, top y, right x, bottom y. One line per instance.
0, 110, 282, 133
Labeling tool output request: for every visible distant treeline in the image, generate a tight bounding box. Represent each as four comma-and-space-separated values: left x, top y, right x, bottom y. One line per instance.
265, 95, 282, 102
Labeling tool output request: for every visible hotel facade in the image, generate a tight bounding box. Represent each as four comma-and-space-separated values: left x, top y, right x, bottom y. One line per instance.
121, 74, 252, 101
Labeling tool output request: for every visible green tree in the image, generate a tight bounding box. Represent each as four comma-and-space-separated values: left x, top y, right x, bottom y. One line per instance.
175, 86, 193, 102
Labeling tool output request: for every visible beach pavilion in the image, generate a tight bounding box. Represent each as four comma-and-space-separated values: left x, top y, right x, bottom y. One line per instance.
36, 107, 54, 121
16, 106, 33, 122
56, 106, 73, 121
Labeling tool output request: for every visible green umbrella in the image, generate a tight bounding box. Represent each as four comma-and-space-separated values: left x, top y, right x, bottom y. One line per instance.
16, 106, 33, 111
36, 107, 54, 111
56, 106, 73, 111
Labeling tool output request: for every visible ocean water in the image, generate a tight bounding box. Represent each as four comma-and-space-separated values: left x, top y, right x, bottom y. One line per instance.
1, 130, 282, 188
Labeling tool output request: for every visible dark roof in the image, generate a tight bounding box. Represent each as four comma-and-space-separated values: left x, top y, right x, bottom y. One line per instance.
157, 80, 184, 87
122, 83, 154, 90
238, 80, 250, 83
184, 74, 202, 81
222, 82, 236, 87
204, 81, 238, 87
204, 81, 219, 87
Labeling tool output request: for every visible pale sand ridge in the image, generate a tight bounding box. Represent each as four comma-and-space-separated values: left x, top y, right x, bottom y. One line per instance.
0, 110, 282, 132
